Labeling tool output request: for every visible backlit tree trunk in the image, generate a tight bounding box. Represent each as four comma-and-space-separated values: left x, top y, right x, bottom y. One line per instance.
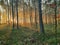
11, 0, 14, 28
54, 0, 57, 44
38, 0, 44, 33
16, 0, 19, 29
7, 0, 9, 24
23, 0, 26, 26
28, 0, 32, 27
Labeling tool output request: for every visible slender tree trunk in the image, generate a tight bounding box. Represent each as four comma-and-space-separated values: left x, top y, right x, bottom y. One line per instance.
38, 0, 44, 33
28, 0, 32, 27
38, 0, 45, 44
10, 7, 11, 24
45, 14, 47, 24
7, 0, 9, 24
34, 0, 37, 28
16, 0, 19, 29
11, 0, 14, 28
54, 0, 57, 44
45, 6, 48, 24
0, 12, 1, 24
23, 0, 26, 26
35, 6, 37, 28
30, 7, 33, 27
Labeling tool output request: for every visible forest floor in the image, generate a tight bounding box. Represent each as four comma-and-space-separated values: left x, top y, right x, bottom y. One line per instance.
0, 23, 60, 45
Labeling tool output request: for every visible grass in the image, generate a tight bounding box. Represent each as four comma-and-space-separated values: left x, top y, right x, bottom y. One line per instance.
0, 23, 60, 45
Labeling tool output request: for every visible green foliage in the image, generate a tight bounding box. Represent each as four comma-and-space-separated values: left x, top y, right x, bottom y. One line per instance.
0, 24, 60, 45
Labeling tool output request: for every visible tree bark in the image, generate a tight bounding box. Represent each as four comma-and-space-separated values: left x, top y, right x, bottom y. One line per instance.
38, 0, 44, 33
16, 0, 19, 29
23, 0, 26, 26
54, 0, 57, 44
11, 0, 14, 28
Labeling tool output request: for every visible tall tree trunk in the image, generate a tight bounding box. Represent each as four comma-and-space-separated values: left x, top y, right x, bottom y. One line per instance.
16, 0, 19, 29
33, 0, 37, 28
7, 0, 9, 24
30, 7, 33, 27
54, 0, 57, 44
38, 0, 44, 33
10, 6, 11, 24
0, 12, 1, 24
11, 0, 14, 28
28, 0, 32, 27
23, 0, 26, 26
35, 4, 37, 28
45, 5, 48, 24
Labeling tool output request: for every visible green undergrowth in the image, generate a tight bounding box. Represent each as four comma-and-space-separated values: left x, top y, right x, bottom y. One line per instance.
0, 24, 60, 45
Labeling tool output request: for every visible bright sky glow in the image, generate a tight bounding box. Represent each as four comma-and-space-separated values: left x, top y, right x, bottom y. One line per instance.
0, 5, 5, 12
